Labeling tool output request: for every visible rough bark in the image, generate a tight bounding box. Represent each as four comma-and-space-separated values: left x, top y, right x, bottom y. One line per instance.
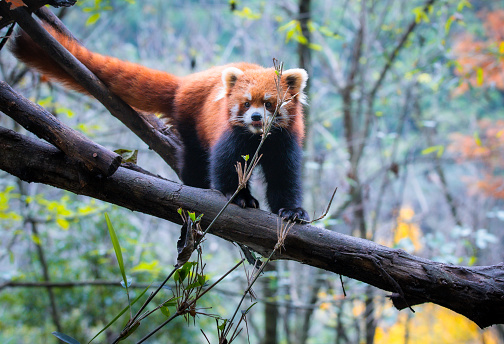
0, 81, 121, 176
0, 0, 75, 29
0, 127, 503, 329
0, 5, 183, 173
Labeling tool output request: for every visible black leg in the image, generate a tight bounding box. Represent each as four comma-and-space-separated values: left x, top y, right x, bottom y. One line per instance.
210, 127, 260, 208
177, 125, 210, 188
260, 130, 309, 222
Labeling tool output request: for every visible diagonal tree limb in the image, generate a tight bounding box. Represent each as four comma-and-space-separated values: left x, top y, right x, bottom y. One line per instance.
0, 0, 75, 30
0, 127, 503, 329
368, 0, 436, 100
0, 81, 122, 176
3, 6, 183, 175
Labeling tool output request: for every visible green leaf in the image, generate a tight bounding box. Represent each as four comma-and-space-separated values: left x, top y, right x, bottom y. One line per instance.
185, 274, 207, 290
105, 213, 128, 288
174, 268, 188, 283
296, 33, 308, 45
421, 145, 444, 158
160, 306, 171, 318
444, 15, 455, 35
457, 0, 472, 11
473, 131, 482, 147
468, 256, 477, 266
55, 106, 75, 118
37, 96, 54, 107
163, 299, 179, 308
56, 217, 70, 230
188, 211, 196, 222
114, 149, 138, 164
476, 67, 484, 86
173, 270, 184, 283
278, 20, 296, 32
242, 154, 249, 162
412, 6, 429, 23
217, 319, 227, 332
30, 233, 41, 245
242, 302, 257, 315
499, 41, 504, 55
232, 6, 261, 20
308, 43, 323, 51
174, 261, 197, 283
86, 13, 100, 26
131, 260, 160, 274
198, 274, 206, 286
52, 332, 81, 344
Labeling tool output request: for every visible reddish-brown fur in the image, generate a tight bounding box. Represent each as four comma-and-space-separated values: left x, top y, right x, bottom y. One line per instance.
11, 25, 305, 148
11, 22, 310, 221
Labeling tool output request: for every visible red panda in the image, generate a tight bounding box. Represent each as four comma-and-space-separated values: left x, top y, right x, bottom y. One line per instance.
11, 22, 309, 221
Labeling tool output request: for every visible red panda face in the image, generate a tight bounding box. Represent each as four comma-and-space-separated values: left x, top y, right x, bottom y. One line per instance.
220, 66, 308, 134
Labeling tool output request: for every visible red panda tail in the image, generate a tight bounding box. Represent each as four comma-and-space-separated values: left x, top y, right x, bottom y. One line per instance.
10, 24, 180, 116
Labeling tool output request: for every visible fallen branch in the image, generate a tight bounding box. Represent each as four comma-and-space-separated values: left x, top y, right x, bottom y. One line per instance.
0, 126, 503, 328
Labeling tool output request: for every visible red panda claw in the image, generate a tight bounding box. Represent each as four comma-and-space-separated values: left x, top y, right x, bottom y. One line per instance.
278, 207, 310, 223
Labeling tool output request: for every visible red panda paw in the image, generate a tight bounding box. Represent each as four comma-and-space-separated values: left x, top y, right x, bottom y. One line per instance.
278, 207, 310, 223
228, 190, 260, 209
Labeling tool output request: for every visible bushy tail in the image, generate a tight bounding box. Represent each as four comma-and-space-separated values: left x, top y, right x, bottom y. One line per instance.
10, 23, 180, 115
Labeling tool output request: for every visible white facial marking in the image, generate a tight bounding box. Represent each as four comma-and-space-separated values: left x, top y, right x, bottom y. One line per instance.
230, 104, 239, 118
263, 93, 272, 100
242, 106, 273, 134
244, 92, 252, 101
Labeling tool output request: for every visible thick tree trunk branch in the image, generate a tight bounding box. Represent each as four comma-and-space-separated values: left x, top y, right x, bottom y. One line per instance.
3, 6, 183, 173
0, 0, 75, 29
0, 127, 503, 328
0, 81, 121, 176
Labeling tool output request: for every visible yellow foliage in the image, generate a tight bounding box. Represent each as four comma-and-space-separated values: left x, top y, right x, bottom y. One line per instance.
0, 186, 22, 223
131, 260, 161, 276
399, 207, 415, 221
393, 206, 422, 252
56, 218, 70, 230
352, 300, 365, 317
319, 302, 331, 311
375, 304, 499, 344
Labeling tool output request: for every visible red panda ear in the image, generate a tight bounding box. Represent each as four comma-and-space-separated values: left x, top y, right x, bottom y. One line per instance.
222, 67, 244, 90
282, 68, 308, 94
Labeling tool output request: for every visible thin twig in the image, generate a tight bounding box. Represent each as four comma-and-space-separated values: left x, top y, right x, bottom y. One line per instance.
136, 259, 245, 343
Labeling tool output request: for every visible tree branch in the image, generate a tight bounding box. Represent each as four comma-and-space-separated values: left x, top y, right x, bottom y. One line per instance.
4, 6, 183, 174
0, 0, 75, 30
0, 81, 122, 176
369, 0, 435, 99
0, 127, 503, 329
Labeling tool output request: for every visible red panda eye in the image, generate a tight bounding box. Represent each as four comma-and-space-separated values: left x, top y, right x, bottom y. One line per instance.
265, 102, 272, 108
244, 102, 251, 108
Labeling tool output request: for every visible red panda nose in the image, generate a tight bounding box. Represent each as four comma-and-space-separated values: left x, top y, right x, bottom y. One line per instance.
251, 113, 262, 122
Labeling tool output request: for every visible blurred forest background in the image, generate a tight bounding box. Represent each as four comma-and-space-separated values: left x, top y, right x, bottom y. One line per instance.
1, 0, 504, 343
